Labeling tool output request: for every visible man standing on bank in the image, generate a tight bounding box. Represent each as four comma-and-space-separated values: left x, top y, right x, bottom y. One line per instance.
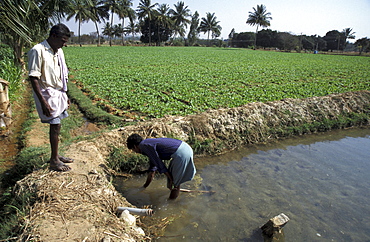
28, 24, 73, 172
126, 134, 196, 199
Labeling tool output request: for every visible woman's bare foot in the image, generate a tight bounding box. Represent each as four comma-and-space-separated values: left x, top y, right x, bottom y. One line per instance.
169, 186, 180, 199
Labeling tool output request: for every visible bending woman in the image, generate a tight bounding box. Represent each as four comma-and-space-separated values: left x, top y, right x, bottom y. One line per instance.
126, 134, 196, 199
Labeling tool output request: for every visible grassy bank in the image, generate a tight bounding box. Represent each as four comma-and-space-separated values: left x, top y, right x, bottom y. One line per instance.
0, 86, 87, 240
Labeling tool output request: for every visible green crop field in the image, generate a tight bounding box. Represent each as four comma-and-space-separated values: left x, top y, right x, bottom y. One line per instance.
64, 46, 370, 118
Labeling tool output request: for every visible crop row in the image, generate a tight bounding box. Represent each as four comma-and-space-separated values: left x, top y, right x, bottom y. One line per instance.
64, 46, 370, 118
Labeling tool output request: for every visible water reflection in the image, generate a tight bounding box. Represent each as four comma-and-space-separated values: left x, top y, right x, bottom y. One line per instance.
115, 127, 370, 241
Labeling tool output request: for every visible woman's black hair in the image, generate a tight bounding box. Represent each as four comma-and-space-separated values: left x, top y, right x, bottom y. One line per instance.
126, 133, 143, 149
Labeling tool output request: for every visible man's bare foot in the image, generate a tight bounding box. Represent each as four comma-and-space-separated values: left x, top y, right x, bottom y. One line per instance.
59, 156, 74, 163
49, 161, 71, 172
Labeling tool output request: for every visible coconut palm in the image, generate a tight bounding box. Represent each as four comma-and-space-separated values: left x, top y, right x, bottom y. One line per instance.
117, 0, 136, 44
342, 28, 355, 50
187, 11, 200, 46
136, 0, 158, 45
103, 0, 130, 45
124, 20, 139, 42
0, 0, 33, 43
89, 0, 109, 46
0, 0, 51, 66
102, 22, 114, 46
41, 0, 71, 23
169, 1, 191, 40
114, 23, 125, 44
246, 4, 272, 49
116, 0, 135, 29
198, 12, 222, 46
155, 4, 172, 44
103, 0, 121, 26
66, 0, 94, 46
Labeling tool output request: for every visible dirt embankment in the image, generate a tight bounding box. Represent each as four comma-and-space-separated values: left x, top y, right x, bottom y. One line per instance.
15, 91, 370, 241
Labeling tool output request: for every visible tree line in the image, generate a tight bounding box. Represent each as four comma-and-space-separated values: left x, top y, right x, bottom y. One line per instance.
0, 0, 224, 67
229, 28, 365, 52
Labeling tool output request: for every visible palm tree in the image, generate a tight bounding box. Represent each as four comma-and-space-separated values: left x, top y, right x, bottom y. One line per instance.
41, 0, 71, 23
136, 0, 158, 45
0, 0, 51, 66
114, 23, 125, 45
198, 12, 222, 46
342, 28, 355, 51
103, 0, 122, 26
116, 0, 135, 30
169, 1, 191, 40
103, 0, 124, 45
0, 0, 34, 43
89, 0, 109, 46
66, 0, 94, 46
187, 11, 200, 46
246, 4, 272, 49
155, 4, 172, 45
102, 22, 114, 46
124, 20, 139, 42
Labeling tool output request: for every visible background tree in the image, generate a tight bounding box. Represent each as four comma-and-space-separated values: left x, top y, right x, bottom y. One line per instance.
187, 11, 200, 46
276, 32, 298, 51
102, 22, 114, 46
228, 28, 235, 40
231, 32, 255, 48
104, 0, 124, 46
139, 18, 172, 44
246, 4, 272, 49
256, 29, 278, 49
89, 0, 109, 46
355, 37, 370, 55
301, 35, 316, 50
323, 30, 344, 51
136, 0, 158, 45
116, 0, 135, 45
114, 23, 125, 45
169, 1, 191, 41
155, 4, 173, 45
104, 0, 121, 26
198, 12, 222, 46
66, 0, 94, 46
0, 0, 58, 66
342, 28, 355, 50
124, 20, 140, 42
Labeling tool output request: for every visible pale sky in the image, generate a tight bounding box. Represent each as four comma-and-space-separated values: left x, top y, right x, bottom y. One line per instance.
63, 0, 370, 42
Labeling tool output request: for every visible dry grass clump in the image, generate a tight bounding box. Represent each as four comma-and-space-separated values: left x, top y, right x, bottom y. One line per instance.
13, 169, 149, 241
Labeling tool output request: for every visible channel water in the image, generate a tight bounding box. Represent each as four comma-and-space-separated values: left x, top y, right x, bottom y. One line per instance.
114, 127, 370, 241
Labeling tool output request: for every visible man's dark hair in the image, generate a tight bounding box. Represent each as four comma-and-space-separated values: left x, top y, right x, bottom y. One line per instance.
49, 23, 71, 38
126, 133, 143, 149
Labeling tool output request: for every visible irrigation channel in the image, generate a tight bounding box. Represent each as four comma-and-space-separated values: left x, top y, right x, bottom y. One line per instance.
115, 127, 370, 241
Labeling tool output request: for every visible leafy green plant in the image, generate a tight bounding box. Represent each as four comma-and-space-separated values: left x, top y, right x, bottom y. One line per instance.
187, 133, 214, 154
64, 46, 370, 119
0, 44, 13, 61
0, 59, 23, 101
0, 186, 36, 241
107, 145, 149, 173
